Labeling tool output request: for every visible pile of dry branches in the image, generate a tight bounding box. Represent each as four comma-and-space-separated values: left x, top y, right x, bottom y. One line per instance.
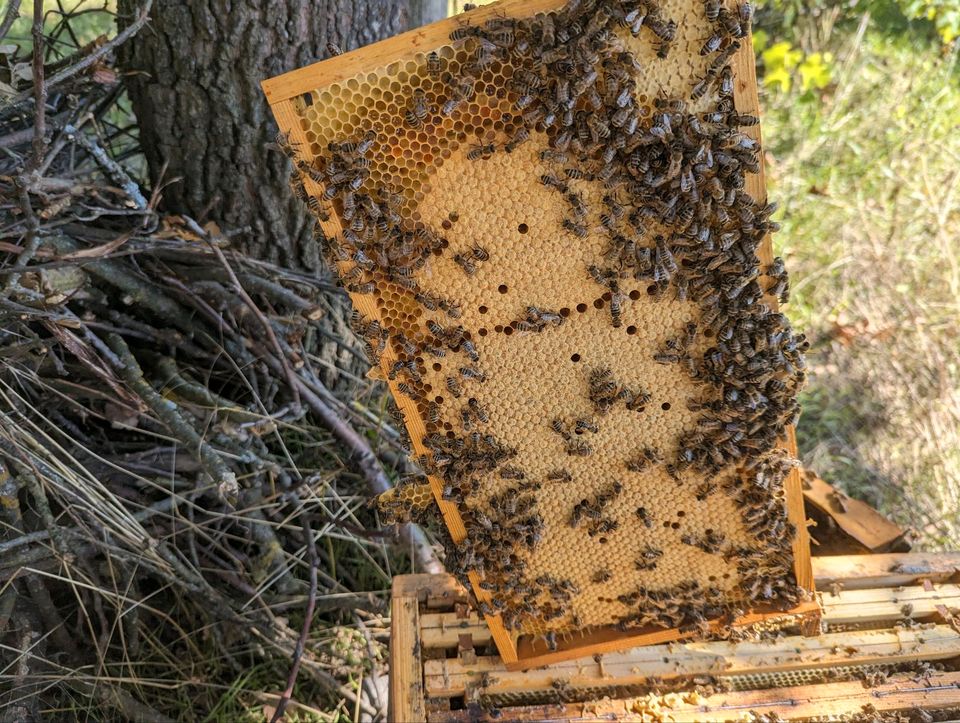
0, 4, 438, 720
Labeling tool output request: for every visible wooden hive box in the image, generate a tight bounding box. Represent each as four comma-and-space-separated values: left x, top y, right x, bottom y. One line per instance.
391, 553, 960, 721
263, 0, 817, 665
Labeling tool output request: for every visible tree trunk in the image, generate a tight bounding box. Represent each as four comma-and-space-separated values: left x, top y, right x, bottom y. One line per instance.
116, 0, 415, 270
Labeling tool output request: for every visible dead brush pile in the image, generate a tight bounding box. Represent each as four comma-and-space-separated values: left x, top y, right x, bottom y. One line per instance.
0, 7, 438, 721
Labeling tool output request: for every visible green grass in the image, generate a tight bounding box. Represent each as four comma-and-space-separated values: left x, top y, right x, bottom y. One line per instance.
760, 21, 960, 548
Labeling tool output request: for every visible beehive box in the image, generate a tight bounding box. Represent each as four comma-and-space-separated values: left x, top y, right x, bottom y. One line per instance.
390, 554, 960, 721
263, 0, 816, 666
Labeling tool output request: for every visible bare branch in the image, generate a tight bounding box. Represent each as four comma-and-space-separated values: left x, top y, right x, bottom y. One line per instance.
270, 514, 319, 723
6, 0, 154, 106
0, 0, 22, 41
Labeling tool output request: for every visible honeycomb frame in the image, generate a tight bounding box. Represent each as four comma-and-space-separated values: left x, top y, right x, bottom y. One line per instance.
263, 0, 817, 668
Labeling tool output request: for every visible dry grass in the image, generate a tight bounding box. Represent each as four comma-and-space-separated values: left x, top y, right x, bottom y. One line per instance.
761, 16, 960, 548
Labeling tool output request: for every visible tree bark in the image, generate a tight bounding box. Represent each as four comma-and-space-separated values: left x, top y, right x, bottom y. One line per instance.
116, 0, 412, 270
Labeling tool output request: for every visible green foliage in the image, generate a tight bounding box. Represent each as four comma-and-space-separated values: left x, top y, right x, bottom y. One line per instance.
900, 0, 960, 43
755, 32, 835, 95
756, 0, 960, 46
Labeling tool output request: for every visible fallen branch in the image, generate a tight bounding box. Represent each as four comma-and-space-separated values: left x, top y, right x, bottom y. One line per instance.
261, 351, 442, 574
0, 0, 22, 41
106, 332, 239, 503
5, 0, 154, 106
63, 123, 148, 210
270, 514, 319, 723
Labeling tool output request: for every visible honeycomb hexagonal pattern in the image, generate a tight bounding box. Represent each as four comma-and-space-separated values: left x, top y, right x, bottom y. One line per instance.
266, 0, 810, 652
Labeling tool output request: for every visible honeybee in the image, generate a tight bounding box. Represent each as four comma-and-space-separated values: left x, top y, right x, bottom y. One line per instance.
654, 352, 681, 364
396, 382, 422, 400
504, 127, 530, 153
635, 506, 653, 528
565, 438, 592, 456
471, 245, 490, 261
468, 397, 489, 423
467, 143, 496, 161
413, 87, 430, 116
540, 174, 569, 192
326, 42, 343, 57
567, 191, 589, 219
562, 219, 588, 238
449, 25, 483, 42
575, 418, 599, 434
550, 418, 570, 439
592, 568, 613, 584
700, 32, 722, 55
540, 149, 569, 163
453, 253, 477, 275
427, 51, 443, 78
461, 339, 479, 362
460, 365, 487, 382
446, 376, 463, 398
636, 545, 662, 571
564, 167, 591, 181
441, 98, 462, 116
609, 290, 624, 328
357, 130, 377, 156
400, 104, 427, 132
718, 7, 743, 37
547, 468, 572, 482
499, 465, 525, 480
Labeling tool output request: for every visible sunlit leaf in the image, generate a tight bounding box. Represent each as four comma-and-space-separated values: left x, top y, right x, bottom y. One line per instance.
799, 52, 833, 91
764, 66, 792, 92
763, 41, 803, 70
753, 29, 769, 52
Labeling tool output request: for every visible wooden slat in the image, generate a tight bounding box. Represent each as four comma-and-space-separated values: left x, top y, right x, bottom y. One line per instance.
506, 600, 820, 671
424, 626, 960, 698
419, 581, 960, 649
261, 0, 564, 103
394, 572, 466, 601
390, 579, 426, 722
803, 472, 907, 553
731, 32, 812, 597
426, 671, 960, 721
813, 552, 960, 591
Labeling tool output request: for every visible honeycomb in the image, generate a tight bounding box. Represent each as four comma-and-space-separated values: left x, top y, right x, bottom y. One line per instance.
265, 0, 811, 658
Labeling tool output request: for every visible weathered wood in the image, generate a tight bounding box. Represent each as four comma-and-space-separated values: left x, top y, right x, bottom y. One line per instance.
424, 626, 960, 698
813, 552, 960, 591
803, 472, 908, 553
426, 671, 960, 721
390, 577, 427, 722
507, 601, 821, 671
419, 581, 960, 648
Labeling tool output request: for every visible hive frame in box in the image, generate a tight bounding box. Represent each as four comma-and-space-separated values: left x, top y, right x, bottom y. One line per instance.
262, 0, 816, 667
390, 554, 960, 722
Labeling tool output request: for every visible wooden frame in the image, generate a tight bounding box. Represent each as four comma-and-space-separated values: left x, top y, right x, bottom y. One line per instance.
391, 553, 960, 721
263, 0, 815, 666
802, 470, 910, 553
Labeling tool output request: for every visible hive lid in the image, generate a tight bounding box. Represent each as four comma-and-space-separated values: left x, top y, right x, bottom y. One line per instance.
263, 0, 817, 667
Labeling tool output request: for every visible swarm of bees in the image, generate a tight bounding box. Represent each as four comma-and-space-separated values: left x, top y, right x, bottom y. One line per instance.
283, 0, 809, 643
